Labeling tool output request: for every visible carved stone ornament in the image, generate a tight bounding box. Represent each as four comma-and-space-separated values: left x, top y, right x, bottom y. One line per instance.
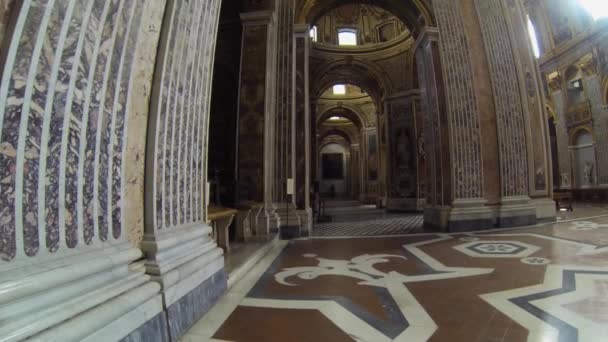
577, 53, 597, 77
547, 72, 562, 92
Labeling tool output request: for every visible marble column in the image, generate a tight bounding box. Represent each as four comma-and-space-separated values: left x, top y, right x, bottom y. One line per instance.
377, 108, 388, 208
433, 0, 497, 231
236, 9, 278, 236
415, 28, 454, 230
474, 0, 538, 227
274, 0, 302, 239
351, 143, 361, 199
501, 0, 555, 221
361, 127, 379, 203
385, 91, 420, 212
579, 55, 608, 185
141, 0, 226, 340
549, 84, 574, 189
414, 99, 427, 210
293, 23, 312, 235
0, 1, 166, 340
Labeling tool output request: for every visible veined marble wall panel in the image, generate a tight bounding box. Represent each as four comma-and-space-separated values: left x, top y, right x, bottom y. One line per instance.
273, 0, 295, 204
0, 0, 146, 262
124, 0, 167, 245
148, 0, 221, 231
238, 24, 269, 203
552, 90, 573, 187
503, 0, 550, 196
294, 31, 307, 209
584, 75, 608, 185
433, 0, 483, 200
0, 0, 16, 51
474, 0, 528, 197
386, 99, 417, 199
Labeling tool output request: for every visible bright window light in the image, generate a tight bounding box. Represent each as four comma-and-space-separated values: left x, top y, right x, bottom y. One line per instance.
333, 84, 346, 95
329, 116, 344, 121
309, 26, 318, 42
338, 29, 357, 46
527, 15, 541, 58
578, 0, 608, 20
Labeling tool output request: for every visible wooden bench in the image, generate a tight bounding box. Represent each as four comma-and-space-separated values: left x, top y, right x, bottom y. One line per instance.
553, 192, 573, 211
207, 206, 237, 252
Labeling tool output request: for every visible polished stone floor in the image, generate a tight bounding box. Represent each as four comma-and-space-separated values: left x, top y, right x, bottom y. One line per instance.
183, 211, 608, 342
314, 199, 424, 236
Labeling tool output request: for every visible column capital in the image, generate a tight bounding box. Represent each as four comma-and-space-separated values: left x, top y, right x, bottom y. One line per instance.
240, 10, 275, 25
294, 23, 310, 36
414, 26, 439, 52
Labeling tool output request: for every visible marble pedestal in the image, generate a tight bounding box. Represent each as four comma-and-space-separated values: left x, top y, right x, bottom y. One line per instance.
297, 208, 313, 237
496, 196, 537, 228
424, 205, 451, 231
530, 197, 557, 222
235, 207, 253, 242
247, 204, 264, 237
0, 244, 165, 342
276, 204, 302, 240
448, 199, 494, 232
255, 207, 273, 237
386, 197, 419, 212
267, 205, 281, 233
141, 224, 227, 341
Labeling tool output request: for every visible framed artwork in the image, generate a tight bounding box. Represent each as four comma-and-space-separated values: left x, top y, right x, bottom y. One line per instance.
322, 153, 344, 179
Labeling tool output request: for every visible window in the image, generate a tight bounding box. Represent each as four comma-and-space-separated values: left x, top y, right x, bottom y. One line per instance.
338, 29, 357, 46
309, 26, 318, 42
578, 0, 608, 20
333, 84, 346, 95
527, 15, 541, 58
328, 116, 344, 121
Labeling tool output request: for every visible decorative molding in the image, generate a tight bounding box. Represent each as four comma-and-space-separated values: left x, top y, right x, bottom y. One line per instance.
547, 71, 563, 92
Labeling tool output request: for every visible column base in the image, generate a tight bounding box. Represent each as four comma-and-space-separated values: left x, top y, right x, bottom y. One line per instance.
121, 311, 170, 342
164, 270, 227, 340
530, 197, 557, 223
235, 207, 253, 242
297, 208, 313, 237
448, 199, 494, 232
276, 204, 302, 240
386, 197, 418, 212
0, 243, 164, 342
497, 196, 537, 228
267, 204, 281, 233
424, 205, 451, 231
141, 223, 227, 341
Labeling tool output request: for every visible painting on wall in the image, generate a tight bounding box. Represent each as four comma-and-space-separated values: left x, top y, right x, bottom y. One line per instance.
545, 3, 573, 45
391, 126, 416, 197
322, 153, 344, 179
368, 133, 378, 181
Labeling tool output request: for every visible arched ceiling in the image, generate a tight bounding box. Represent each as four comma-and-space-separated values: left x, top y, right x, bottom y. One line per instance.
319, 128, 354, 144
318, 105, 366, 129
296, 0, 435, 36
312, 59, 388, 104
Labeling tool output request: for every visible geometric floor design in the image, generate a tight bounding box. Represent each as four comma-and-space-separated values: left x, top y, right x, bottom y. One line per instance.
313, 214, 425, 237
182, 214, 608, 342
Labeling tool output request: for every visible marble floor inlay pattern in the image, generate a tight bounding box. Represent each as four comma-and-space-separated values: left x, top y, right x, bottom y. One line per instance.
182, 215, 608, 342
313, 214, 425, 237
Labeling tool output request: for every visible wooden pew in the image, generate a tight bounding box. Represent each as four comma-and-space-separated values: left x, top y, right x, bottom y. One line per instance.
207, 206, 237, 252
